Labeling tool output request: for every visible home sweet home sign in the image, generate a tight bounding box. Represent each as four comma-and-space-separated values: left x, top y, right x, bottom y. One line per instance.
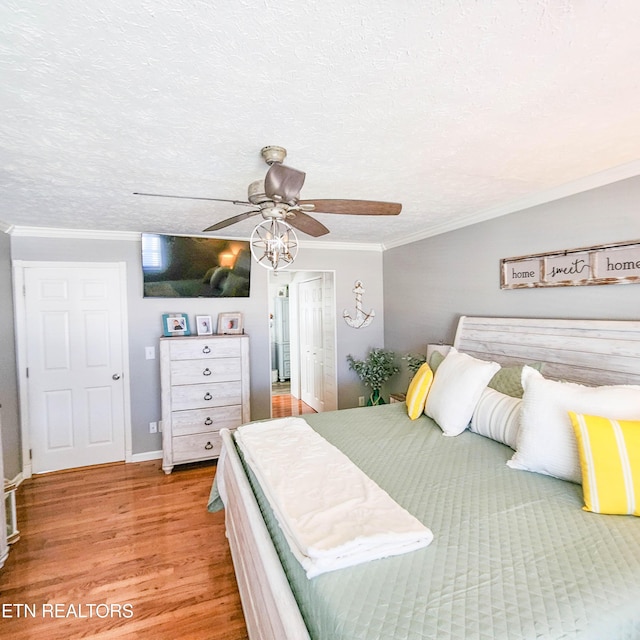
501, 240, 640, 289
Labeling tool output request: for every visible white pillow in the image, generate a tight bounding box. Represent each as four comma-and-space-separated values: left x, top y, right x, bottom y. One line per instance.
470, 387, 522, 449
425, 348, 500, 436
507, 366, 640, 483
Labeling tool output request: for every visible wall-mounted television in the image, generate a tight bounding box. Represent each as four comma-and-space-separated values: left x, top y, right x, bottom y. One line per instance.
141, 234, 251, 298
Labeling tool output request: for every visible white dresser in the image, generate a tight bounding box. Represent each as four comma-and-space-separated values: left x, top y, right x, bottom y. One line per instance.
160, 335, 250, 474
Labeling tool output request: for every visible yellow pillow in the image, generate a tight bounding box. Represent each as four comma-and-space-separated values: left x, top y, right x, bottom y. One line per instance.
406, 363, 434, 420
569, 412, 640, 516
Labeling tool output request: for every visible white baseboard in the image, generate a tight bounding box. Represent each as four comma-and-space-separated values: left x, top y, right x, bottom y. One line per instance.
9, 471, 24, 487
128, 450, 163, 463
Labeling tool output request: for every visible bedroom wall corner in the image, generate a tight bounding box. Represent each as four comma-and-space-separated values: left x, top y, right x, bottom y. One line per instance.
1, 231, 21, 480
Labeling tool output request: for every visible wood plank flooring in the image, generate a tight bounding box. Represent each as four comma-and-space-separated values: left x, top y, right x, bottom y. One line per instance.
271, 393, 316, 418
0, 461, 248, 640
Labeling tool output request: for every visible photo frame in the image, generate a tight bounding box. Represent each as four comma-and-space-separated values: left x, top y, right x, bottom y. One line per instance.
217, 312, 244, 335
162, 313, 191, 337
196, 315, 213, 336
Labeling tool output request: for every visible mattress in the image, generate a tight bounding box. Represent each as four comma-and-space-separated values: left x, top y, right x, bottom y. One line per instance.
210, 403, 640, 639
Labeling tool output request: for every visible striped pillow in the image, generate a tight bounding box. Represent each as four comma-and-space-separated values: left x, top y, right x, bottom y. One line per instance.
569, 412, 640, 516
470, 387, 522, 449
406, 363, 434, 420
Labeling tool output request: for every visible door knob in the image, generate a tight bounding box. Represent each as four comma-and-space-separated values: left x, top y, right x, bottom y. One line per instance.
112, 373, 121, 380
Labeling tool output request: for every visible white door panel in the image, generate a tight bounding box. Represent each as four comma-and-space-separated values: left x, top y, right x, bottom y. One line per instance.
24, 265, 126, 473
299, 277, 325, 412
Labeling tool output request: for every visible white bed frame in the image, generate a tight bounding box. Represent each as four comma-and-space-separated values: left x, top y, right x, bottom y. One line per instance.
219, 316, 640, 639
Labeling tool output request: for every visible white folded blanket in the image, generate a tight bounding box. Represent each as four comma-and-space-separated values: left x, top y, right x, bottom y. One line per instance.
235, 417, 433, 578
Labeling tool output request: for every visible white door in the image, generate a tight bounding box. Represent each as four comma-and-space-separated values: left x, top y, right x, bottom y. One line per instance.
23, 264, 127, 473
299, 277, 325, 412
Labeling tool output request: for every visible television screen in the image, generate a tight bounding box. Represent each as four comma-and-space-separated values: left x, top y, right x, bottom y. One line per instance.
141, 234, 251, 298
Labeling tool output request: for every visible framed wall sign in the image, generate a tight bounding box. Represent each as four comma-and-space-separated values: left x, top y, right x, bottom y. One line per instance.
501, 240, 640, 289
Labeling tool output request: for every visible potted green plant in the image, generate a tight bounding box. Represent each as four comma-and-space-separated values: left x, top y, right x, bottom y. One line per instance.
403, 353, 427, 375
347, 348, 400, 405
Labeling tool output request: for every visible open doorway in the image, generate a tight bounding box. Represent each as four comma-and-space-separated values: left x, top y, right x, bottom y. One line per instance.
268, 270, 338, 418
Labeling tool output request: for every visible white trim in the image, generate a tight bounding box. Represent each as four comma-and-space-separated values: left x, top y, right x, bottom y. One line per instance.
8, 471, 24, 488
298, 240, 383, 252
383, 159, 640, 249
12, 260, 133, 479
10, 227, 141, 241
5, 161, 640, 249
7, 225, 384, 252
128, 450, 163, 463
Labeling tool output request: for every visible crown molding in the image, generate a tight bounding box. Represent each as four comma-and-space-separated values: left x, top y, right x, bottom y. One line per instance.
0, 219, 14, 234
7, 225, 383, 252
9, 159, 638, 249
9, 226, 141, 241
383, 159, 640, 250
299, 239, 384, 252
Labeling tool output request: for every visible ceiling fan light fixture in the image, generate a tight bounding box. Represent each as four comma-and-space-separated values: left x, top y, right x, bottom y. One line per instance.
250, 218, 298, 272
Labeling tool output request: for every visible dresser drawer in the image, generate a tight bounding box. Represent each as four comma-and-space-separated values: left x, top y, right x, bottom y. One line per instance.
170, 358, 241, 385
169, 338, 241, 361
171, 405, 242, 436
172, 432, 222, 462
171, 381, 242, 411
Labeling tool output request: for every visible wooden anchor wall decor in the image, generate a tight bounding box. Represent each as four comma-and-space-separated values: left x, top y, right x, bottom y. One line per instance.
343, 280, 375, 329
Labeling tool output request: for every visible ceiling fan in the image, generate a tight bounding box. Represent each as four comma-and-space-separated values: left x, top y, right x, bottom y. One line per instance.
134, 145, 401, 270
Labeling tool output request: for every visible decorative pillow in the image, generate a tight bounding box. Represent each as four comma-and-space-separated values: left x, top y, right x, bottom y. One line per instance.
507, 367, 640, 483
406, 363, 434, 420
428, 350, 445, 373
425, 348, 500, 436
487, 362, 544, 398
569, 412, 640, 515
470, 387, 522, 449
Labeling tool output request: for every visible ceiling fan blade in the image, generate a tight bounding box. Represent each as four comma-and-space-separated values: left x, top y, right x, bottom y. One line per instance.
288, 212, 330, 237
264, 164, 306, 203
298, 199, 401, 216
202, 210, 261, 232
134, 192, 251, 206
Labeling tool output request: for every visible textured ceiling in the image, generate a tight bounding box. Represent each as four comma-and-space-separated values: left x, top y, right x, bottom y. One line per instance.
2, 1, 640, 246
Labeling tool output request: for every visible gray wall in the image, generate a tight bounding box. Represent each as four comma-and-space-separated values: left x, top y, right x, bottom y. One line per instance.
9, 174, 638, 472
383, 175, 640, 391
9, 235, 384, 469
286, 248, 386, 409
0, 232, 20, 479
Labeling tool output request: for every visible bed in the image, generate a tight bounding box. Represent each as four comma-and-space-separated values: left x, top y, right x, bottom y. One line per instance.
209, 316, 640, 640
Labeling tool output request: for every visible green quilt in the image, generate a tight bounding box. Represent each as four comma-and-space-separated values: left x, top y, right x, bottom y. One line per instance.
210, 403, 640, 639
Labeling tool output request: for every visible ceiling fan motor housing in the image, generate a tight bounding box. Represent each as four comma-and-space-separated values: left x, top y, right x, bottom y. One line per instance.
261, 145, 287, 165
247, 179, 271, 205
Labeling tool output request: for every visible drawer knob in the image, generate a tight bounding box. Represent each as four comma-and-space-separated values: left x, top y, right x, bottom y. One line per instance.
202, 345, 211, 354
204, 392, 213, 401
204, 441, 213, 450
203, 368, 212, 376
204, 417, 213, 426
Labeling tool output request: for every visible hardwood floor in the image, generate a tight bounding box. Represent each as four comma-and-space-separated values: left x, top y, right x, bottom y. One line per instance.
271, 393, 316, 418
0, 461, 248, 640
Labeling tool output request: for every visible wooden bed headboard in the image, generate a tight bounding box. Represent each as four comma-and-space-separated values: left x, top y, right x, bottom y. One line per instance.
453, 316, 640, 387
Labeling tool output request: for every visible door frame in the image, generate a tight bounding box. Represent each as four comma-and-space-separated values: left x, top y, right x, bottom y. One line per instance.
267, 270, 338, 416
13, 260, 133, 479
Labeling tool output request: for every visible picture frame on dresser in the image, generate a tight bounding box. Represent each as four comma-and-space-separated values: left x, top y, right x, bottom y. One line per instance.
217, 312, 243, 335
162, 313, 191, 337
196, 315, 213, 335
